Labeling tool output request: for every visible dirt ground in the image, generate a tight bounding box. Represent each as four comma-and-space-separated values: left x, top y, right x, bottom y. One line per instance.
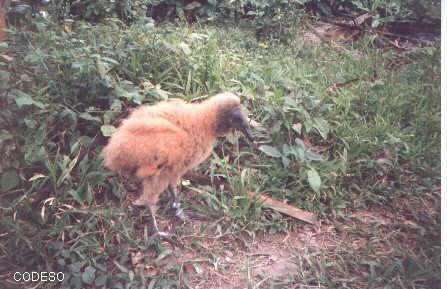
122, 176, 440, 289
132, 221, 327, 289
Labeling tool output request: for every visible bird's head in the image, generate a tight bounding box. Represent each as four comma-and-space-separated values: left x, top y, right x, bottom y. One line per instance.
211, 93, 254, 141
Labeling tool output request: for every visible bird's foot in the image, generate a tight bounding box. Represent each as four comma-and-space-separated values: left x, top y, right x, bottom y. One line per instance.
152, 230, 171, 238
175, 208, 187, 222
152, 230, 182, 247
172, 202, 187, 222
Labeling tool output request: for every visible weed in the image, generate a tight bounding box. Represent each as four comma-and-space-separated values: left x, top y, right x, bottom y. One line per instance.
0, 12, 440, 288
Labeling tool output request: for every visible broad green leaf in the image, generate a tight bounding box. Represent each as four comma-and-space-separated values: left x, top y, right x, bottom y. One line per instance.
24, 118, 36, 128
0, 70, 9, 89
305, 150, 323, 161
258, 145, 282, 158
70, 140, 81, 155
14, 90, 45, 109
313, 118, 330, 139
79, 136, 93, 145
101, 125, 116, 137
144, 22, 155, 31
292, 146, 305, 162
82, 266, 96, 285
281, 156, 290, 168
104, 102, 120, 123
103, 111, 115, 124
79, 112, 101, 123
95, 274, 107, 286
307, 169, 321, 193
24, 52, 41, 64
70, 276, 82, 288
146, 87, 169, 101
70, 261, 83, 273
143, 17, 155, 32
292, 122, 302, 134
116, 87, 144, 104
110, 99, 122, 111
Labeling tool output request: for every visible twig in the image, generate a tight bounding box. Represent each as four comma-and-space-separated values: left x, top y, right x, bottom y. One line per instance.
248, 192, 317, 225
325, 77, 360, 92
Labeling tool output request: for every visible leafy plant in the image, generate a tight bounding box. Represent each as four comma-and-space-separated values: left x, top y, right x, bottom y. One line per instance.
0, 7, 440, 288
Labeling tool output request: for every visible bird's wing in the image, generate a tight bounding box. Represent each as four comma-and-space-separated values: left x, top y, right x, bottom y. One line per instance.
120, 117, 193, 179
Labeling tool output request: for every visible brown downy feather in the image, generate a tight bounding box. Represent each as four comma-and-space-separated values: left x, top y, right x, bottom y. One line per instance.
102, 92, 249, 210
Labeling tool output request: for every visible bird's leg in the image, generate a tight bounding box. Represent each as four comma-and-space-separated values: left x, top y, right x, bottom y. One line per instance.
147, 203, 182, 246
147, 204, 166, 237
168, 184, 187, 221
137, 180, 182, 246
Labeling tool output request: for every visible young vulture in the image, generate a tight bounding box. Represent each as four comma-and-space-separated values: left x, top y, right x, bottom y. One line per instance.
102, 92, 252, 237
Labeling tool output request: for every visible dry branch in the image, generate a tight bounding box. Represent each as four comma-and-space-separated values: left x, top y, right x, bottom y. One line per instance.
248, 192, 317, 225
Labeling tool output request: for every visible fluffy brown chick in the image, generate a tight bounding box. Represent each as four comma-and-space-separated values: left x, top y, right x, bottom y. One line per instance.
102, 92, 252, 235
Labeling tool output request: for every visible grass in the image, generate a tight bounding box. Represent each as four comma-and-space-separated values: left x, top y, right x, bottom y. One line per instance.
0, 14, 440, 289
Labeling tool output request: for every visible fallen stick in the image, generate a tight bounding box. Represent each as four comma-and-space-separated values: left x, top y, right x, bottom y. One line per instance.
247, 192, 317, 225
